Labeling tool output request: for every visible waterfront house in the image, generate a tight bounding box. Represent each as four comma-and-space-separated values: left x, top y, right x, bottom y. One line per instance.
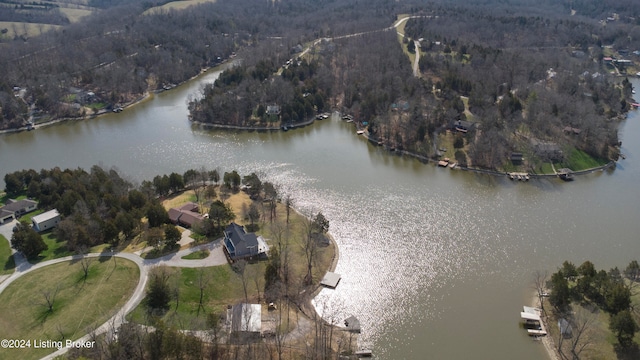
266, 105, 281, 116
32, 209, 61, 232
452, 119, 476, 133
0, 199, 38, 224
223, 222, 269, 260
168, 202, 205, 228
510, 152, 524, 164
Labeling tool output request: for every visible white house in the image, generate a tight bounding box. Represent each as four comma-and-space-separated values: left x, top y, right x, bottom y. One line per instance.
32, 209, 61, 232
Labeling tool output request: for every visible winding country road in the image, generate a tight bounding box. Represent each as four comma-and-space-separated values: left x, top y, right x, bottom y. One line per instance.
0, 219, 227, 360
298, 15, 426, 79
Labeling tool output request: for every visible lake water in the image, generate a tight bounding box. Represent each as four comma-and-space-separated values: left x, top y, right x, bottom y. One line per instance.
1, 68, 639, 359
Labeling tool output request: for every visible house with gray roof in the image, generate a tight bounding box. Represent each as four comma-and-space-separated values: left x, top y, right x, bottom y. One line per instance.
223, 222, 269, 260
0, 199, 37, 224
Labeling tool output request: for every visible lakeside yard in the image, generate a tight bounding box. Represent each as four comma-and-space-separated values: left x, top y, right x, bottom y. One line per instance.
0, 259, 139, 360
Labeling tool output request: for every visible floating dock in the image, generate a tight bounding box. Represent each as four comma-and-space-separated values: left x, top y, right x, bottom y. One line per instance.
521, 306, 547, 337
320, 272, 341, 288
508, 172, 530, 181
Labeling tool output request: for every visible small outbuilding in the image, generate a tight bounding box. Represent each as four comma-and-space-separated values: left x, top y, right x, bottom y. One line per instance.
231, 303, 261, 341
31, 209, 61, 232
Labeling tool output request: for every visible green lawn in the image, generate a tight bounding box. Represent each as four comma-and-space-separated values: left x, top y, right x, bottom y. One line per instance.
0, 235, 16, 275
17, 209, 43, 224
0, 258, 139, 360
127, 263, 259, 328
559, 148, 608, 171
181, 249, 210, 260
35, 232, 72, 263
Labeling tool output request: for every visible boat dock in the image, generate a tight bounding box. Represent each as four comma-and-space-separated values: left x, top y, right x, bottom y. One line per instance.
320, 272, 341, 288
520, 306, 547, 337
508, 172, 530, 181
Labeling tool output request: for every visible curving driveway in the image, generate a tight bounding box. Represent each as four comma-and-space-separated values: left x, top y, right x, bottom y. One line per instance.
0, 220, 228, 360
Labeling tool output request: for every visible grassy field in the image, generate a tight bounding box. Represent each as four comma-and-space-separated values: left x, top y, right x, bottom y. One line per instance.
0, 21, 61, 39
0, 258, 139, 360
36, 232, 72, 263
127, 263, 255, 328
559, 148, 608, 171
143, 0, 217, 15
0, 235, 16, 275
58, 7, 92, 23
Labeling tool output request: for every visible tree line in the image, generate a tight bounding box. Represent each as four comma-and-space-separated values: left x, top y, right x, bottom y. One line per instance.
543, 260, 640, 357
5, 165, 282, 259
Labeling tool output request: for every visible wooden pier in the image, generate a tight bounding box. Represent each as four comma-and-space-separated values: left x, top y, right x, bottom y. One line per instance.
508, 172, 530, 181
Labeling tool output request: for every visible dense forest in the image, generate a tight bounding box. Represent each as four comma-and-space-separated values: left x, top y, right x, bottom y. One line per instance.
1, 0, 639, 171
189, 0, 639, 170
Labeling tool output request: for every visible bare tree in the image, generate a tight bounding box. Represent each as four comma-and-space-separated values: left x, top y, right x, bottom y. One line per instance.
301, 216, 320, 286
284, 195, 294, 224
233, 260, 250, 302
41, 285, 60, 313
532, 270, 548, 311
569, 306, 597, 359
78, 246, 93, 281
196, 268, 210, 316
248, 264, 264, 302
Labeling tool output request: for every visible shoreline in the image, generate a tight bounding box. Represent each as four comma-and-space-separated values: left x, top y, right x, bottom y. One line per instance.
356, 124, 618, 179
529, 291, 560, 360
0, 60, 236, 135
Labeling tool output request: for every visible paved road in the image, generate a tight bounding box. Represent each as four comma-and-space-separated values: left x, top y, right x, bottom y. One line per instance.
0, 220, 229, 360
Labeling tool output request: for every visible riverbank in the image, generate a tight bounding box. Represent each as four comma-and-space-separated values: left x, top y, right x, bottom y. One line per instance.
0, 60, 237, 135
191, 114, 316, 131
529, 291, 560, 360
352, 120, 618, 179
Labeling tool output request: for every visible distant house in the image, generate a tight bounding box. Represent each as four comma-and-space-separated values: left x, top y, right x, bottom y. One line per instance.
571, 50, 585, 58
452, 120, 476, 133
168, 202, 205, 228
391, 100, 410, 112
563, 126, 582, 135
231, 303, 261, 340
223, 222, 269, 260
614, 59, 632, 67
534, 142, 563, 161
32, 209, 61, 232
266, 105, 281, 115
0, 199, 38, 224
510, 152, 524, 164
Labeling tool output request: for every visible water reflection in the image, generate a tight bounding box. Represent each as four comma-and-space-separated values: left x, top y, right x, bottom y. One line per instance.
0, 72, 638, 359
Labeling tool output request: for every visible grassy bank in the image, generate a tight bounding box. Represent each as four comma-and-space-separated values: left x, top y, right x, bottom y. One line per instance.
0, 235, 16, 275
0, 258, 139, 360
131, 190, 335, 330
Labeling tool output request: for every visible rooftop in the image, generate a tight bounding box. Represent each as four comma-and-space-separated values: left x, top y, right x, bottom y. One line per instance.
32, 209, 60, 224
